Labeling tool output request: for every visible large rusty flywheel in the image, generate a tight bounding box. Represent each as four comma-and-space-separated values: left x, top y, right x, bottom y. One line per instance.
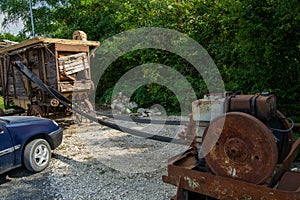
203, 112, 278, 184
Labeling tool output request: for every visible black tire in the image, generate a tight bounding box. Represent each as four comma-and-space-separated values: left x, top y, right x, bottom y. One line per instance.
23, 139, 51, 172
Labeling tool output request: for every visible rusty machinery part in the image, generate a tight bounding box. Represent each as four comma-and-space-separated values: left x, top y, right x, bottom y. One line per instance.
203, 112, 278, 184
266, 110, 294, 163
162, 146, 300, 200
65, 107, 72, 116
181, 93, 294, 163
226, 94, 294, 161
50, 98, 60, 107
27, 105, 43, 117
227, 93, 277, 121
178, 114, 197, 145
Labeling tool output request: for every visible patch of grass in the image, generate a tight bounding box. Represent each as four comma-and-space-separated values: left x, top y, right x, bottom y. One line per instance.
0, 96, 4, 109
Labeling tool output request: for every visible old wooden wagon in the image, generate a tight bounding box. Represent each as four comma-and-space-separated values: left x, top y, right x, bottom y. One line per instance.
0, 36, 100, 119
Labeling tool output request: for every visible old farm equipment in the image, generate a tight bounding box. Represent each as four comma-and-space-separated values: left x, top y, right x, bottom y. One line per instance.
1, 35, 299, 199
5, 50, 300, 199
163, 93, 300, 200
0, 36, 99, 119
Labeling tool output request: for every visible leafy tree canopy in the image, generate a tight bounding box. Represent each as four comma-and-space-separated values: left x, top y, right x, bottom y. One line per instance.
0, 0, 299, 118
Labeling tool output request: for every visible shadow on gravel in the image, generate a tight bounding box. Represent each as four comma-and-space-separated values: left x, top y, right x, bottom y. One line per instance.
0, 153, 82, 186
52, 153, 84, 166
0, 167, 33, 185
0, 167, 56, 200
0, 174, 11, 185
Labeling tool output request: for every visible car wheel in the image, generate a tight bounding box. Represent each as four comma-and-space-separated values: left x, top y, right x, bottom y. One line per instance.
23, 139, 51, 172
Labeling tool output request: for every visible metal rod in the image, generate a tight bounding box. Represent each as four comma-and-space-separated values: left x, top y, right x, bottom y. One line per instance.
28, 0, 35, 37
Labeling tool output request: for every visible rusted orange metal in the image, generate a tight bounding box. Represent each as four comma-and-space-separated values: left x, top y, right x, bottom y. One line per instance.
165, 94, 299, 199
163, 139, 300, 200
204, 112, 278, 184
228, 94, 277, 121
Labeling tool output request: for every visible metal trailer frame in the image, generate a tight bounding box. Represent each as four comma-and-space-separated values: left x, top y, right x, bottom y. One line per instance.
0, 37, 100, 118
163, 137, 300, 200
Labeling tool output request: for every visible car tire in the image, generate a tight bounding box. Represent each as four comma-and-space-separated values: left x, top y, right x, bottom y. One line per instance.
23, 139, 51, 172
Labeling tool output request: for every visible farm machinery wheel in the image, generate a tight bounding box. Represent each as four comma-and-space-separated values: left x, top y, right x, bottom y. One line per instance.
203, 112, 278, 184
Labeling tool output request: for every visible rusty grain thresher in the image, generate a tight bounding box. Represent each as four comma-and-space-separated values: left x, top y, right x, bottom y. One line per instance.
163, 93, 300, 199
0, 36, 100, 119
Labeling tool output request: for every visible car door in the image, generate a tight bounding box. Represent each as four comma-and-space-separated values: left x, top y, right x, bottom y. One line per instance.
0, 125, 15, 173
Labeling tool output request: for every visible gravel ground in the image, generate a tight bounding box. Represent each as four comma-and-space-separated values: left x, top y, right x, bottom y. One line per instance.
0, 117, 189, 200
1, 116, 299, 200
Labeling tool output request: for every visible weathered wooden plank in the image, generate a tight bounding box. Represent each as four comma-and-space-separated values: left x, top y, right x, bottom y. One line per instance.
60, 65, 85, 75
0, 36, 100, 54
58, 53, 89, 75
59, 60, 87, 70
44, 47, 58, 88
60, 58, 88, 66
14, 69, 27, 97
11, 97, 30, 110
59, 58, 88, 66
59, 56, 88, 63
55, 43, 89, 52
58, 52, 86, 61
59, 80, 92, 92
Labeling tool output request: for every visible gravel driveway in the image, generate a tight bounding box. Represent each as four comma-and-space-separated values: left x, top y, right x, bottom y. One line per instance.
2, 117, 298, 200
0, 118, 189, 200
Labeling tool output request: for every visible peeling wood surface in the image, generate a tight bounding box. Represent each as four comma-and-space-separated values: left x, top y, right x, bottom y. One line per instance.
58, 53, 88, 75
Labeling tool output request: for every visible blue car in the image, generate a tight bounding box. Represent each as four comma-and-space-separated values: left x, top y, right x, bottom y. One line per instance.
0, 116, 63, 174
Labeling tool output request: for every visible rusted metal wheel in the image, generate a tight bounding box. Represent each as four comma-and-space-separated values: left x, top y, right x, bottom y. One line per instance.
27, 105, 43, 117
203, 112, 278, 184
50, 99, 60, 107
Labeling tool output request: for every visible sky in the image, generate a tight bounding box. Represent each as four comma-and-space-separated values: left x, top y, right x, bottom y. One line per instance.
0, 13, 24, 35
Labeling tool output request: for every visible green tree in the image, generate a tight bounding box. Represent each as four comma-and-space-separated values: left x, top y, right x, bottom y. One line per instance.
0, 32, 26, 42
0, 0, 299, 117
231, 0, 300, 117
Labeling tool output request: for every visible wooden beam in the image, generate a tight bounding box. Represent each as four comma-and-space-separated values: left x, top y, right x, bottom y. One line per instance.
0, 36, 100, 54
55, 43, 89, 52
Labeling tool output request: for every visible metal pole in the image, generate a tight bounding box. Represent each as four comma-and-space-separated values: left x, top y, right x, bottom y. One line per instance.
28, 0, 35, 37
